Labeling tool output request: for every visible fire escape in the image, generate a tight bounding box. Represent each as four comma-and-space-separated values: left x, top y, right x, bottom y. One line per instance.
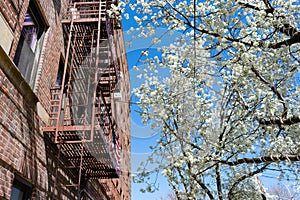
43, 0, 121, 199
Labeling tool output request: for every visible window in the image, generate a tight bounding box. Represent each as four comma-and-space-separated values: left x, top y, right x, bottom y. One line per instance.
10, 176, 32, 200
13, 0, 47, 88
55, 59, 65, 87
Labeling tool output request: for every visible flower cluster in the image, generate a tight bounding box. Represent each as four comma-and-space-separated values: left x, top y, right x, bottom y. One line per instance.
126, 0, 300, 198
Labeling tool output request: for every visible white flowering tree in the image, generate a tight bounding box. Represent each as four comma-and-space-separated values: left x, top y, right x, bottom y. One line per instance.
268, 182, 299, 200
121, 0, 300, 199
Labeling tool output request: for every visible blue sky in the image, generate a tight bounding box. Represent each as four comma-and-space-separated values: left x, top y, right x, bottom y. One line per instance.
122, 23, 162, 200
121, 3, 299, 199
126, 39, 173, 200
121, 11, 183, 199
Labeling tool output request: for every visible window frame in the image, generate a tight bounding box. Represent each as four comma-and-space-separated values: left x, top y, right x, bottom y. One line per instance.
13, 0, 48, 88
10, 175, 32, 200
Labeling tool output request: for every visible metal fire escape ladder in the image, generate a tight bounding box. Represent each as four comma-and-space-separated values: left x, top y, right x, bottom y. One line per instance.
44, 1, 121, 199
50, 12, 76, 199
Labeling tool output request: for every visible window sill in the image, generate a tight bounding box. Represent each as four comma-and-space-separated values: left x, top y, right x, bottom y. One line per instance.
0, 46, 38, 108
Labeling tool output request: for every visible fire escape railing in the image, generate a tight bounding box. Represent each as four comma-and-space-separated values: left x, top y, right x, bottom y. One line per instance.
43, 1, 121, 198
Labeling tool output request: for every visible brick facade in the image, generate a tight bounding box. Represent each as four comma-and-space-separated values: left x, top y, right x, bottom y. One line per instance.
0, 65, 49, 199
0, 0, 130, 198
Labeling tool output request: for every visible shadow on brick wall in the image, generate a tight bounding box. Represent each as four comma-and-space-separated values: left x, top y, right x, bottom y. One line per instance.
44, 135, 78, 199
52, 0, 61, 15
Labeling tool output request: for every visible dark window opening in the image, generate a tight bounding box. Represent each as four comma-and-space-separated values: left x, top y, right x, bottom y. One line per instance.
56, 59, 65, 87
10, 176, 32, 200
56, 58, 69, 92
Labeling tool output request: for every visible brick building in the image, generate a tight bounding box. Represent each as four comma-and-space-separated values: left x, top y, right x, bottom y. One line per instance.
0, 0, 130, 199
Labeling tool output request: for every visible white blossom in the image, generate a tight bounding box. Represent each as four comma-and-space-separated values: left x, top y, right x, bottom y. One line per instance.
124, 0, 300, 198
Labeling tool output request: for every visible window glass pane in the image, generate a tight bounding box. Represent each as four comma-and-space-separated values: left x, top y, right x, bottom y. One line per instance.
13, 0, 47, 88
10, 186, 24, 200
24, 13, 34, 25
10, 176, 32, 200
22, 12, 37, 50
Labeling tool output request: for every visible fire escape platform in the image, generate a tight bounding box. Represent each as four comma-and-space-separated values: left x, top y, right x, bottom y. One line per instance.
44, 126, 119, 178
62, 18, 102, 24
62, 140, 119, 178
44, 0, 121, 190
43, 125, 91, 132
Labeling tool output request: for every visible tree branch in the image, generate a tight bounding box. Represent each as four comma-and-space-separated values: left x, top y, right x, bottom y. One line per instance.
217, 154, 300, 166
190, 172, 215, 199
259, 116, 300, 126
228, 164, 269, 200
238, 1, 300, 48
163, 120, 204, 151
216, 164, 223, 200
251, 67, 287, 118
238, 1, 274, 14
262, 0, 274, 13
268, 32, 300, 48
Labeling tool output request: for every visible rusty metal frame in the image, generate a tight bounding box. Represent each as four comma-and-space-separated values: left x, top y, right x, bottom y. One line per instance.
43, 1, 121, 199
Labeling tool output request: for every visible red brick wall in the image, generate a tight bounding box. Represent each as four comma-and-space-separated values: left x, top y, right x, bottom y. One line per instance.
0, 68, 49, 199
0, 67, 79, 199
0, 0, 29, 59
0, 0, 131, 199
32, 0, 67, 112
101, 26, 131, 200
0, 0, 74, 198
0, 0, 67, 113
0, 0, 21, 31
